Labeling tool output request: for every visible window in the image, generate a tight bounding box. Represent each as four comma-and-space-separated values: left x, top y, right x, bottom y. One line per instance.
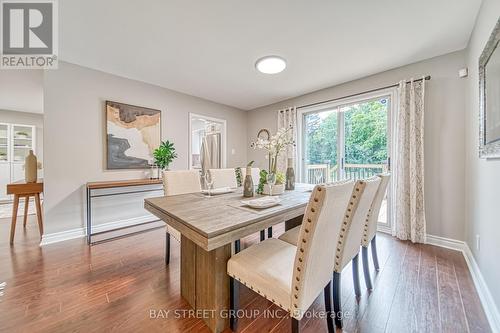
298, 89, 395, 227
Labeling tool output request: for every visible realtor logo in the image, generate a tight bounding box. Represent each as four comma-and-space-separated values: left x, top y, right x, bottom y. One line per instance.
1, 0, 58, 69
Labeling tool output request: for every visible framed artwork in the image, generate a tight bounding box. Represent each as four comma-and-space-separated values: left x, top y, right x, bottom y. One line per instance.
106, 101, 161, 169
479, 17, 500, 158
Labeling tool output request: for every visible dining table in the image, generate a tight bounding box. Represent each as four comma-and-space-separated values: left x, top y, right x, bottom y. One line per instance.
144, 183, 314, 333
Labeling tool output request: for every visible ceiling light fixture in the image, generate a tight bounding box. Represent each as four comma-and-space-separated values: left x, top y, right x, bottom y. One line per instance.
255, 56, 287, 74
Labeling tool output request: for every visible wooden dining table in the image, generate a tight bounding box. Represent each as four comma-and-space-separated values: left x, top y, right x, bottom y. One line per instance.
144, 184, 313, 333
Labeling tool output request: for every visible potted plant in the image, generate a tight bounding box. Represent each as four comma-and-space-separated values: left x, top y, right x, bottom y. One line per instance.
251, 127, 294, 195
153, 140, 178, 170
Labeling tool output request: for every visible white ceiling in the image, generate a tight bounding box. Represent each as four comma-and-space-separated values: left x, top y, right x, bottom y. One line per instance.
60, 0, 482, 110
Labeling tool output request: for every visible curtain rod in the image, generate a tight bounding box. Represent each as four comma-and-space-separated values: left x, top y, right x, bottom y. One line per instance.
294, 75, 431, 111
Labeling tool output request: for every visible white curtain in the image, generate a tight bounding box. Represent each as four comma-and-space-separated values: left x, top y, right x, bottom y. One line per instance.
392, 78, 426, 243
276, 107, 297, 173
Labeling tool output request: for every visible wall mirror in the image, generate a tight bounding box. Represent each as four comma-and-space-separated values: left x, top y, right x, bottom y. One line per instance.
479, 17, 500, 158
189, 113, 227, 171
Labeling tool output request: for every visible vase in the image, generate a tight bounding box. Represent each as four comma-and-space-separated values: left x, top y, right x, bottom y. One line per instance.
243, 166, 254, 197
25, 150, 37, 183
285, 158, 295, 190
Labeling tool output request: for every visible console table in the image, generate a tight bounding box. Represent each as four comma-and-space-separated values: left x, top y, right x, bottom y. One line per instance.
86, 178, 163, 245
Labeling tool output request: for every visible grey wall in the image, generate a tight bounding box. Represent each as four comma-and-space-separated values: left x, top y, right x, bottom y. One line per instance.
247, 50, 467, 241
465, 0, 500, 313
43, 62, 247, 234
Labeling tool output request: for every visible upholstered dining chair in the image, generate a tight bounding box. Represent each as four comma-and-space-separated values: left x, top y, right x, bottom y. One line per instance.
361, 173, 391, 290
208, 168, 238, 188
279, 177, 381, 328
162, 170, 202, 264
227, 181, 356, 333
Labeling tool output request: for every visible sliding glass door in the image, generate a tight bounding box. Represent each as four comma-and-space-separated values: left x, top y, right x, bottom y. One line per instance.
300, 91, 393, 228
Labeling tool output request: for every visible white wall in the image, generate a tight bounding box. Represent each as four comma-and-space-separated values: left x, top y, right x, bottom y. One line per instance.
43, 62, 247, 234
0, 70, 43, 114
465, 0, 500, 313
247, 50, 467, 241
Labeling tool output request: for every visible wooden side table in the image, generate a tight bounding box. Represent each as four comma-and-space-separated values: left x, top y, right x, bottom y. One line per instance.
6, 179, 43, 244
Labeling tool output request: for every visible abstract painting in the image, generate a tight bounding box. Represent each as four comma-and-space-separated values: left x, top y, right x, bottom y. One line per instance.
106, 101, 161, 169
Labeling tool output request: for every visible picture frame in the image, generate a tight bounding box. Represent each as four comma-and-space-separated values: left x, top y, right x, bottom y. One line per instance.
479, 17, 500, 158
105, 101, 161, 169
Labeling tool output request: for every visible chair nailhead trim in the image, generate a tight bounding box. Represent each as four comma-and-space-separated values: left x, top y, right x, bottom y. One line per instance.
291, 185, 326, 316
334, 181, 366, 271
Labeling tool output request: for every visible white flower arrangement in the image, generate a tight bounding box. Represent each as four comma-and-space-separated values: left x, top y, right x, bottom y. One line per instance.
250, 126, 295, 173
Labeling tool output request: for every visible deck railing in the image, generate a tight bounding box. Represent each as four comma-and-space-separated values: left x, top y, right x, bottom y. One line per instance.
306, 163, 387, 184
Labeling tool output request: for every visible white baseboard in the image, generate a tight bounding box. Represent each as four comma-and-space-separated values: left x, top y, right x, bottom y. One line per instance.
39, 215, 163, 246
425, 234, 500, 332
39, 227, 85, 246
425, 234, 467, 251
462, 243, 500, 332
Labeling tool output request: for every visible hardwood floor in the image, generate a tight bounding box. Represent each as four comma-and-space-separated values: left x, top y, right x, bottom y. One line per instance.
0, 215, 491, 332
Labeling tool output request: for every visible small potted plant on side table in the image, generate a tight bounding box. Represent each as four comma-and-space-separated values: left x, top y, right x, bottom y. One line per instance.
153, 140, 178, 177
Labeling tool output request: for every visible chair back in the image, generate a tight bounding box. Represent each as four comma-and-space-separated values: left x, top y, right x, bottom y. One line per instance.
208, 168, 237, 188
334, 177, 381, 272
290, 180, 355, 318
163, 170, 202, 196
240, 167, 260, 185
362, 173, 391, 246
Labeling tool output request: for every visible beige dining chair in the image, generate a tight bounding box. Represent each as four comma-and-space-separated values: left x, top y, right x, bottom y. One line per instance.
208, 168, 237, 188
227, 180, 356, 333
279, 177, 381, 328
162, 170, 202, 264
361, 173, 391, 290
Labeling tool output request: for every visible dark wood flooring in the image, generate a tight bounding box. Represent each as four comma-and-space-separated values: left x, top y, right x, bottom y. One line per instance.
0, 215, 491, 332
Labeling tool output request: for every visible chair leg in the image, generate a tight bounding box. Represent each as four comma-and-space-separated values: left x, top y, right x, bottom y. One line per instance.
230, 277, 240, 331
260, 230, 265, 241
267, 226, 273, 238
291, 317, 300, 333
362, 246, 373, 290
352, 254, 361, 297
165, 232, 170, 265
371, 235, 380, 271
324, 281, 335, 333
332, 271, 342, 329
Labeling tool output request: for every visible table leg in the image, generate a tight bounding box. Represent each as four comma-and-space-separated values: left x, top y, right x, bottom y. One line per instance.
23, 195, 30, 227
180, 235, 231, 333
181, 235, 196, 308
34, 193, 43, 237
10, 194, 20, 244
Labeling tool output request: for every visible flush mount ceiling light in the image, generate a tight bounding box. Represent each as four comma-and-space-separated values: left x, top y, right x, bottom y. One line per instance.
255, 56, 287, 74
